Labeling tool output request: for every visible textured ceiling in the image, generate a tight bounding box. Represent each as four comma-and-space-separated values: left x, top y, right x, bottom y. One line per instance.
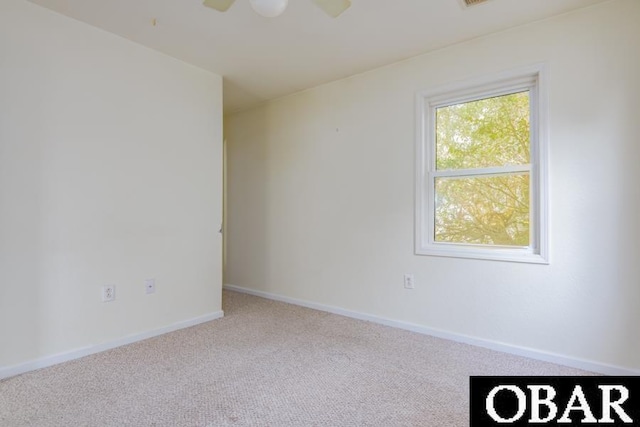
28, 0, 610, 112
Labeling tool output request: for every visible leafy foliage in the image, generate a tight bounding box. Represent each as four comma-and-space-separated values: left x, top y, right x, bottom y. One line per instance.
434, 91, 531, 246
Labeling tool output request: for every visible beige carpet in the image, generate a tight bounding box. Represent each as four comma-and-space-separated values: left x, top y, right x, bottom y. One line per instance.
1, 290, 591, 426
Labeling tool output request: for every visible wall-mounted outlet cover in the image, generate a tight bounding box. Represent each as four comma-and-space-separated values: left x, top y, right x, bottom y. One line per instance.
403, 274, 415, 289
102, 285, 116, 302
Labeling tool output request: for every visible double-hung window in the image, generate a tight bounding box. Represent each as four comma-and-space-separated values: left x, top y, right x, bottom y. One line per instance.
416, 66, 548, 263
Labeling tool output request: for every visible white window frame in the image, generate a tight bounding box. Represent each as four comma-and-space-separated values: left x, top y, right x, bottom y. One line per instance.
415, 65, 549, 264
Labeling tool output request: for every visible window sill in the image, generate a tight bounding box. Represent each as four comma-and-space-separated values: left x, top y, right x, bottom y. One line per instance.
416, 244, 549, 264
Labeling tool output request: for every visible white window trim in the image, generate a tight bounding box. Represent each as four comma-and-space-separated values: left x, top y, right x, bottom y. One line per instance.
415, 64, 549, 264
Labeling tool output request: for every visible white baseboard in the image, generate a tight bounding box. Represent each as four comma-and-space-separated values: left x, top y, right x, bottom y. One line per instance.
224, 284, 639, 376
0, 310, 224, 380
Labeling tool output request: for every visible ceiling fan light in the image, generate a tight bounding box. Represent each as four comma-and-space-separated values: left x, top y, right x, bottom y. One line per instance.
249, 0, 289, 18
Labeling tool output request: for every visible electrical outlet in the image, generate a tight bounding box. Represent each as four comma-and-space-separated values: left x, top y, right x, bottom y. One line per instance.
403, 274, 415, 289
145, 278, 156, 294
102, 285, 116, 302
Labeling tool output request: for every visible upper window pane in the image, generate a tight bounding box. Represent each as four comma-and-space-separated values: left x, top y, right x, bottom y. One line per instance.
435, 91, 531, 170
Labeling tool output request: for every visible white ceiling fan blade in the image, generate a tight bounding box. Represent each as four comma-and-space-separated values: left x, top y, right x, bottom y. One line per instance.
312, 0, 351, 18
203, 0, 236, 12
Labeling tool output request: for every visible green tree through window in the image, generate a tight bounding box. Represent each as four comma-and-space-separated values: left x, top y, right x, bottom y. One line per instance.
434, 92, 531, 246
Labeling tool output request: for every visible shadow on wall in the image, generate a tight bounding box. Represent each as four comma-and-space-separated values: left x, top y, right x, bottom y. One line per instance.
225, 107, 272, 291
0, 75, 47, 368
609, 77, 640, 369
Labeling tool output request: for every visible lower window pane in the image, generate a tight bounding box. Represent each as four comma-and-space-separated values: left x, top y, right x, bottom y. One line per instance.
435, 174, 530, 246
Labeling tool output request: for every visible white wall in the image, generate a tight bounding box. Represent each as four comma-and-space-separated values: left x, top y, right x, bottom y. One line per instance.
226, 0, 640, 373
0, 0, 223, 371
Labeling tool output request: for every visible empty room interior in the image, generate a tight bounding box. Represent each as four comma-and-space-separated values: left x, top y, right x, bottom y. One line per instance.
1, 0, 639, 425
